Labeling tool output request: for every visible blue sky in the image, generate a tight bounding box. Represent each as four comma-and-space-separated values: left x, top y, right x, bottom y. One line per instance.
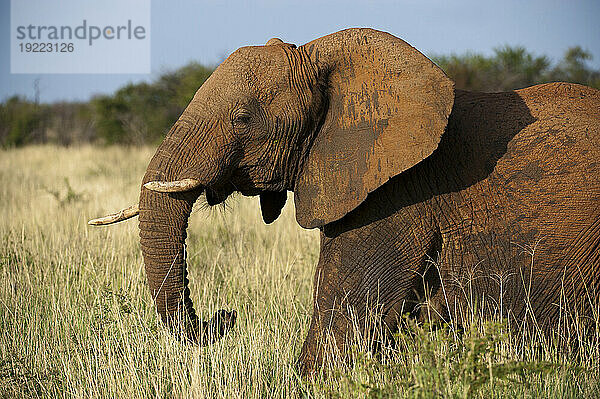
1, 0, 599, 103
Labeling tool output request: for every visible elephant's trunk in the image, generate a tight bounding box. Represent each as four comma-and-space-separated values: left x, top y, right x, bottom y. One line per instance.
138, 121, 236, 344
139, 186, 199, 340
139, 186, 236, 344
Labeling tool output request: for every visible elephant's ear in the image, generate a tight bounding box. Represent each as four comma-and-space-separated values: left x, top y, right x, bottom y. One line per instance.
260, 191, 287, 224
294, 28, 454, 228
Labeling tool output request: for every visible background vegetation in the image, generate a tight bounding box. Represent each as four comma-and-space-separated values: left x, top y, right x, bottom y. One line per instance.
1, 46, 599, 148
2, 146, 599, 398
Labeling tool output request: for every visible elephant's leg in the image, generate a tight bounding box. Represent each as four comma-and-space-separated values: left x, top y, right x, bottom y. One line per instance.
298, 217, 442, 375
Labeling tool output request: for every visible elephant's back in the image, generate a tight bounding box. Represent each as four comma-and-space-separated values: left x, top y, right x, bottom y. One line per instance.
449, 84, 599, 192
505, 82, 600, 192
516, 82, 600, 150
479, 82, 600, 231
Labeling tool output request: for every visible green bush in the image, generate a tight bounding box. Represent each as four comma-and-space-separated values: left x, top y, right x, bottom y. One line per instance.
92, 63, 213, 144
434, 45, 600, 92
0, 96, 46, 147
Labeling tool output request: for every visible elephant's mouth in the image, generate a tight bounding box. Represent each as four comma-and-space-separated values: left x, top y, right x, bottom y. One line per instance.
205, 182, 236, 205
204, 171, 269, 204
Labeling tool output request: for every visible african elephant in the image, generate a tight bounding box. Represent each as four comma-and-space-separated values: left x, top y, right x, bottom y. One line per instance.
90, 28, 600, 375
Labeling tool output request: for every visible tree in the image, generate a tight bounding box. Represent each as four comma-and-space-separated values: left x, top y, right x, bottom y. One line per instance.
434, 46, 599, 92
548, 46, 600, 88
0, 96, 46, 147
92, 63, 214, 144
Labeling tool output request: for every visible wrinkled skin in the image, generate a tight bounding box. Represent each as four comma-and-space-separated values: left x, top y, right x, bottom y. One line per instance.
135, 29, 600, 375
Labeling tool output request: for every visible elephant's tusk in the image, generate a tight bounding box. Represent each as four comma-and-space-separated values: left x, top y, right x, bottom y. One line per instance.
143, 178, 202, 193
88, 204, 139, 226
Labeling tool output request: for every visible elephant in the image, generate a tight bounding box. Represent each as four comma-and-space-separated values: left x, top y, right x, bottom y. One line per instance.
89, 28, 600, 375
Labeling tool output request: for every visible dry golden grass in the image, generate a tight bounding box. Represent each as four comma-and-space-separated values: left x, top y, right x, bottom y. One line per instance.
1, 145, 599, 398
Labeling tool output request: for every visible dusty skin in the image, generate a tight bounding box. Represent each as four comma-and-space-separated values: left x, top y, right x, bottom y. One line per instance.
91, 28, 600, 375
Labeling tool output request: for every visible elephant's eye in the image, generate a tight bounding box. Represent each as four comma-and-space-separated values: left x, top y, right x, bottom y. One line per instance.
233, 114, 251, 127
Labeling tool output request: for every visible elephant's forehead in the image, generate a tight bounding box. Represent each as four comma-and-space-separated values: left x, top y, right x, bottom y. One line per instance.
212, 46, 292, 91
190, 46, 295, 113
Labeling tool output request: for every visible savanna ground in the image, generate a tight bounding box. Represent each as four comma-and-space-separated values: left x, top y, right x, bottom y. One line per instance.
1, 145, 600, 398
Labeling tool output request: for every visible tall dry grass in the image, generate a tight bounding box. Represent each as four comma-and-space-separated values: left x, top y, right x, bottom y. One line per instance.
1, 145, 599, 398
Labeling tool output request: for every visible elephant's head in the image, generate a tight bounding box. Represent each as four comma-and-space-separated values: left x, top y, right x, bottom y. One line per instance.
89, 28, 454, 344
